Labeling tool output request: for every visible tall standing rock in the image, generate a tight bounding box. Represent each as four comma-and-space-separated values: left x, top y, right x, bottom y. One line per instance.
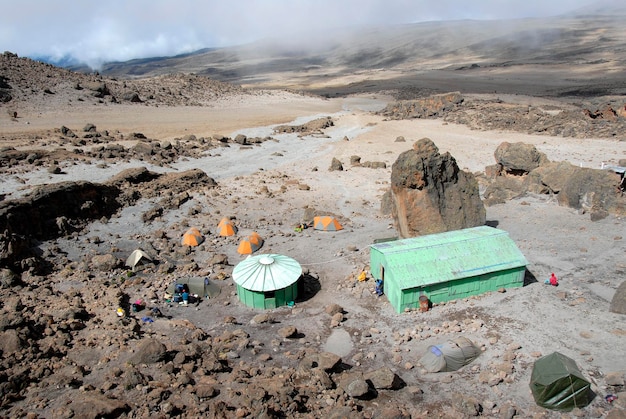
390, 138, 485, 238
610, 281, 626, 315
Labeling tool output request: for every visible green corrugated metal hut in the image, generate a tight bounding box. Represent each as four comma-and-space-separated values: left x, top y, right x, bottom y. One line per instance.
370, 226, 527, 313
232, 254, 302, 309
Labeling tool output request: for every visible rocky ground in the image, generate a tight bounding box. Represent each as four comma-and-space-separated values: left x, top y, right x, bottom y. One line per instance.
1, 52, 626, 418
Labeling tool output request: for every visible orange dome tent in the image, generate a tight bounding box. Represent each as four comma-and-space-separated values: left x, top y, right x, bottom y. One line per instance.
237, 232, 264, 255
181, 227, 204, 246
217, 218, 237, 236
313, 216, 343, 231
249, 232, 263, 246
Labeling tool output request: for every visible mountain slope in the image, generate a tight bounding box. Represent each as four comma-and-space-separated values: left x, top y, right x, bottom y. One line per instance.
93, 11, 626, 98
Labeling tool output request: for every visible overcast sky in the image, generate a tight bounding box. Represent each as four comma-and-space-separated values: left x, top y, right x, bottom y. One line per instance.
1, 0, 600, 68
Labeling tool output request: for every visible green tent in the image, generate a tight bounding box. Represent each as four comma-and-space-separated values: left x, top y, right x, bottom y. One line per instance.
530, 352, 593, 411
167, 277, 221, 299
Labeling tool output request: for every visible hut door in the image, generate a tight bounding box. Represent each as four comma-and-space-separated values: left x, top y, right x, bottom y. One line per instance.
380, 265, 385, 281
265, 291, 276, 309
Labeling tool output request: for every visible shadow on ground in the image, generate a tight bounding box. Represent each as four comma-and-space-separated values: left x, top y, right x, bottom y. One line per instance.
297, 273, 321, 302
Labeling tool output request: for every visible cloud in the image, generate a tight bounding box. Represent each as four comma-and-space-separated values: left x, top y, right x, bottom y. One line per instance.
1, 0, 596, 68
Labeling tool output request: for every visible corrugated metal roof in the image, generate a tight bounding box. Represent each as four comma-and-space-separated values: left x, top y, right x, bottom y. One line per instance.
370, 226, 527, 289
232, 254, 302, 292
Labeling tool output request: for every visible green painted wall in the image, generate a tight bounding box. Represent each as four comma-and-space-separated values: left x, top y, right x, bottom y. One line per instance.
396, 267, 525, 312
370, 226, 527, 313
236, 282, 298, 309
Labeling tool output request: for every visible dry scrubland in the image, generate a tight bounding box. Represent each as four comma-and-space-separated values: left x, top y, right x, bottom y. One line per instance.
1, 12, 626, 418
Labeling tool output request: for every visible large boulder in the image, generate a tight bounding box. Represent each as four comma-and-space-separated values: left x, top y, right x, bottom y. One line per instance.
274, 117, 334, 134
128, 338, 167, 365
0, 181, 121, 241
0, 268, 19, 288
106, 166, 160, 186
484, 142, 625, 219
0, 89, 11, 103
0, 329, 24, 353
378, 92, 464, 119
389, 138, 486, 238
482, 176, 529, 206
65, 394, 130, 418
0, 181, 122, 272
90, 254, 121, 271
364, 366, 405, 390
121, 91, 142, 103
494, 142, 549, 175
83, 81, 110, 98
526, 161, 579, 195
529, 162, 624, 219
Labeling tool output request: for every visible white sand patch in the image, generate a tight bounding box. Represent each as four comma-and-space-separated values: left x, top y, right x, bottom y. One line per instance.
323, 328, 354, 358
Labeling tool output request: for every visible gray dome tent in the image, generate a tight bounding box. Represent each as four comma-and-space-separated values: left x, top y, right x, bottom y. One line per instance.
125, 249, 153, 272
530, 352, 593, 411
419, 337, 481, 372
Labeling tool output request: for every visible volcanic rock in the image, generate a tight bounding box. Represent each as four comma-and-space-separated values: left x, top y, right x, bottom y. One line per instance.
278, 325, 298, 338
584, 105, 618, 120
378, 92, 464, 119
317, 352, 342, 372
274, 116, 334, 134
121, 91, 142, 102
0, 268, 19, 288
529, 162, 624, 218
610, 281, 626, 314
493, 142, 549, 175
482, 176, 529, 206
0, 329, 24, 353
483, 143, 625, 217
364, 366, 405, 390
128, 338, 167, 365
233, 134, 248, 145
389, 138, 486, 237
0, 181, 121, 255
0, 90, 11, 103
106, 167, 160, 186
90, 254, 121, 271
325, 303, 344, 315
329, 157, 343, 171
346, 379, 371, 399
65, 394, 130, 418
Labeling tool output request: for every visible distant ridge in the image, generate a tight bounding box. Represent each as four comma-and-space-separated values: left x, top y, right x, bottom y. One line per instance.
92, 11, 625, 85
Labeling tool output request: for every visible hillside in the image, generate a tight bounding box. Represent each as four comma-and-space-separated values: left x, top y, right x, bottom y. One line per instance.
0, 52, 248, 117
92, 11, 626, 98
